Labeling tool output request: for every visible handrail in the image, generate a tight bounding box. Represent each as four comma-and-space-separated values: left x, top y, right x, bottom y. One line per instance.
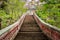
0, 13, 26, 40
34, 13, 60, 32
33, 13, 60, 40
0, 20, 19, 36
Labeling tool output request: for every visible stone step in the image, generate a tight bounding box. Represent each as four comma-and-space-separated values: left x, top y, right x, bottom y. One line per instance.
14, 31, 51, 40
20, 15, 40, 32
23, 22, 37, 24
20, 26, 40, 32
24, 15, 35, 23
14, 15, 51, 40
18, 32, 43, 37
22, 23, 38, 27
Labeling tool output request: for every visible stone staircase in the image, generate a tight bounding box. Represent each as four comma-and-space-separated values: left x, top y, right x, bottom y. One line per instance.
14, 15, 51, 40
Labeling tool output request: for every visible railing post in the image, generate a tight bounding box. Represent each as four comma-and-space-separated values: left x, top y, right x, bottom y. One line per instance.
0, 18, 2, 30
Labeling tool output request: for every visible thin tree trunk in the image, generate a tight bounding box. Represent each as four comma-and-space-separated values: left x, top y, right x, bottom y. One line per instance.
0, 22, 1, 30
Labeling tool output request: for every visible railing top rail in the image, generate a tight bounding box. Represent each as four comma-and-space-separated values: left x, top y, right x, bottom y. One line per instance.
34, 13, 60, 32
0, 20, 19, 36
0, 13, 26, 36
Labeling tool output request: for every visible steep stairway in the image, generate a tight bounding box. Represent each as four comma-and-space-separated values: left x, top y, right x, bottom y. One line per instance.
14, 15, 51, 40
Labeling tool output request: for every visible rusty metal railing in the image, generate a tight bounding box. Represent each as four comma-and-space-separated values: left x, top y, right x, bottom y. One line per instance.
0, 14, 26, 40
33, 13, 60, 40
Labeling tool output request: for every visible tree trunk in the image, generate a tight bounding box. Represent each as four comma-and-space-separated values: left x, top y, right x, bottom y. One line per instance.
0, 22, 1, 30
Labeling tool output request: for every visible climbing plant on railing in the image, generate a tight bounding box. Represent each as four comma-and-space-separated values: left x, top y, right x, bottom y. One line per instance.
0, 0, 27, 29
36, 0, 60, 28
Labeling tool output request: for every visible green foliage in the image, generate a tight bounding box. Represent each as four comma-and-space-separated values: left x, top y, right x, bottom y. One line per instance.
40, 0, 60, 4
36, 0, 60, 28
0, 0, 27, 29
